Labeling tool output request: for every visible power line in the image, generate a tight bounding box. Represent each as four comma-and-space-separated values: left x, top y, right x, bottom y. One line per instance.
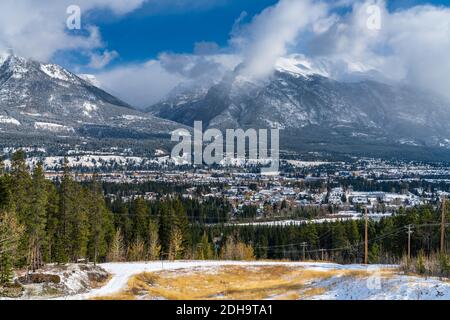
441, 195, 446, 254
364, 207, 368, 265
407, 224, 413, 261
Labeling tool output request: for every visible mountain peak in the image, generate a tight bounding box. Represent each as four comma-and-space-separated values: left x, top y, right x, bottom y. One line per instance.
0, 54, 185, 144
274, 55, 329, 78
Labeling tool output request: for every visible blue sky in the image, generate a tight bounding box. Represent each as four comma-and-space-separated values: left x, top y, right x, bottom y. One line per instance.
54, 0, 450, 71
54, 0, 279, 69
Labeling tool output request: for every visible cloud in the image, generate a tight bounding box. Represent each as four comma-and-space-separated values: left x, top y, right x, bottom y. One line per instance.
306, 0, 450, 99
93, 51, 242, 108
231, 0, 329, 79
0, 0, 148, 62
159, 52, 230, 80
95, 60, 184, 108
88, 50, 119, 69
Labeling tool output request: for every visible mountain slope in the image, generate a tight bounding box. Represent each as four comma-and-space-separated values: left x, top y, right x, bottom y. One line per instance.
147, 56, 450, 157
0, 54, 183, 142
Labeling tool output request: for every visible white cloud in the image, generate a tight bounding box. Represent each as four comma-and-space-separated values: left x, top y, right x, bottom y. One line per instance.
88, 50, 119, 69
0, 0, 148, 62
307, 0, 450, 99
231, 0, 329, 79
94, 53, 241, 108
95, 60, 184, 108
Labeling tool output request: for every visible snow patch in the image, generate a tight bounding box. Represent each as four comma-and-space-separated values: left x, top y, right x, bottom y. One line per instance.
40, 64, 73, 82
34, 122, 75, 133
82, 102, 98, 117
121, 115, 148, 121
0, 115, 20, 126
275, 55, 329, 78
287, 160, 332, 168
78, 74, 101, 87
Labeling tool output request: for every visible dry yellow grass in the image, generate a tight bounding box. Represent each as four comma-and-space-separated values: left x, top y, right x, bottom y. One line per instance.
299, 287, 327, 298
95, 265, 386, 300
90, 274, 113, 289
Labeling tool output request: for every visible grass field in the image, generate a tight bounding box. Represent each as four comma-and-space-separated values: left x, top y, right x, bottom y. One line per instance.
95, 265, 392, 300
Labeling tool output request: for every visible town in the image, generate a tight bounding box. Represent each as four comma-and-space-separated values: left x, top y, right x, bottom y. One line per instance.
23, 154, 447, 225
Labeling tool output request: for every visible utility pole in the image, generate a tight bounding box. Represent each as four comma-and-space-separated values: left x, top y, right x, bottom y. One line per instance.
320, 248, 325, 261
300, 242, 308, 261
441, 195, 446, 254
364, 207, 368, 265
407, 224, 413, 262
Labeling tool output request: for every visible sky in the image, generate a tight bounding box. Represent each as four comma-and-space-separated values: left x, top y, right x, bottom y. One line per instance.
1, 0, 450, 107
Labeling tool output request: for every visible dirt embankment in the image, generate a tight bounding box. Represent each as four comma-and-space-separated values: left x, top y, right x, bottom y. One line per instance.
1, 264, 110, 299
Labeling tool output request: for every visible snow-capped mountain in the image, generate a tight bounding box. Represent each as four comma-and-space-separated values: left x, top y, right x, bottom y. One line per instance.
147, 55, 450, 156
0, 54, 183, 142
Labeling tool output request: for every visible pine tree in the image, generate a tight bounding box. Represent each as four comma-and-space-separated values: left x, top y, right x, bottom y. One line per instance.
0, 210, 24, 283
197, 232, 214, 260
27, 163, 48, 271
0, 160, 11, 210
10, 150, 31, 221
88, 174, 113, 265
147, 220, 161, 260
168, 226, 183, 260
9, 150, 31, 266
173, 198, 191, 249
127, 236, 145, 261
107, 228, 125, 262
158, 203, 173, 256
132, 197, 149, 241
70, 185, 89, 262
55, 158, 75, 263
44, 184, 59, 262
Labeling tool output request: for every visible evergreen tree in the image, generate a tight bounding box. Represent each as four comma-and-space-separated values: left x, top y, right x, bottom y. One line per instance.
168, 226, 183, 260
44, 184, 59, 262
0, 210, 24, 283
55, 158, 75, 263
27, 163, 48, 271
10, 150, 31, 266
128, 236, 145, 261
197, 232, 214, 260
147, 220, 161, 260
70, 185, 89, 262
132, 197, 149, 241
107, 228, 125, 262
88, 174, 113, 265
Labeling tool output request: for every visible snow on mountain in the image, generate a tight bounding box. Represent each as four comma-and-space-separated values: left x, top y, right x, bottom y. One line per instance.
0, 115, 20, 125
275, 55, 330, 78
147, 56, 450, 156
0, 54, 185, 143
0, 52, 8, 67
34, 122, 75, 133
40, 63, 75, 82
78, 74, 101, 87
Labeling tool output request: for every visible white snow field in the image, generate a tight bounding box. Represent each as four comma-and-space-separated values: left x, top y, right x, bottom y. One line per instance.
60, 261, 450, 300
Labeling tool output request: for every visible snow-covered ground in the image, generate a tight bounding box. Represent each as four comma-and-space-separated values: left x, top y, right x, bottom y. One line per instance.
59, 261, 450, 300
